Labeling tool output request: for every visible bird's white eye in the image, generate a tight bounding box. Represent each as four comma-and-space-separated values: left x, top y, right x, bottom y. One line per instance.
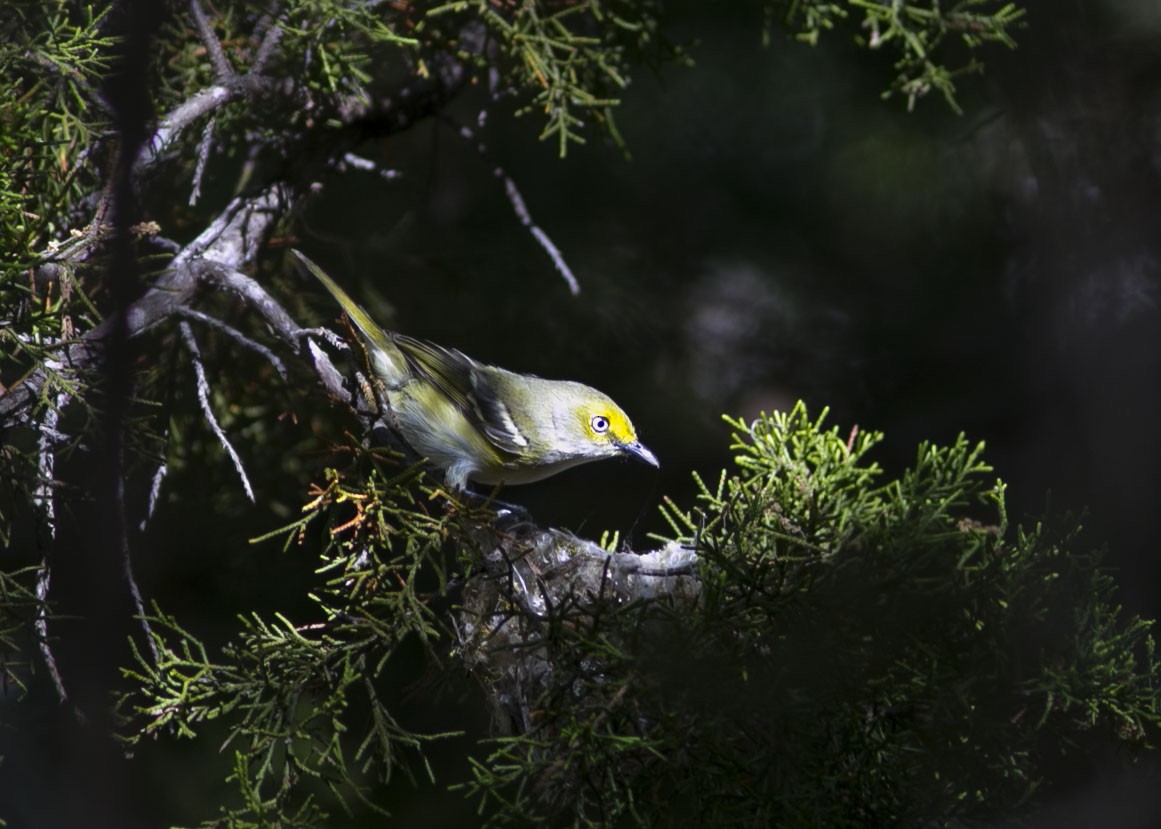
590, 414, 610, 433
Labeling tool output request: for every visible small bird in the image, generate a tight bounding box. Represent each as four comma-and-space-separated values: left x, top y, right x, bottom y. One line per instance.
294, 251, 659, 489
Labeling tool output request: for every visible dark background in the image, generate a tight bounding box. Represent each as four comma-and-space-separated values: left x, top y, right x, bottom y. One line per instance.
7, 0, 1161, 825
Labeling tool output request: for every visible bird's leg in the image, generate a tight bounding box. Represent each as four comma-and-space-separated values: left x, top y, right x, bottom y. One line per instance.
452, 484, 533, 526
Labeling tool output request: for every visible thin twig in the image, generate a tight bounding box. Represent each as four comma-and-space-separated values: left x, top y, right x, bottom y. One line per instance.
252, 11, 283, 74
179, 320, 256, 503
179, 306, 288, 378
141, 458, 168, 531
444, 116, 580, 295
138, 85, 234, 176
35, 557, 69, 705
33, 389, 71, 705
189, 116, 216, 206
296, 325, 348, 352
117, 443, 159, 664
205, 263, 311, 339
307, 337, 349, 401
199, 265, 346, 399
189, 0, 235, 82
342, 152, 403, 182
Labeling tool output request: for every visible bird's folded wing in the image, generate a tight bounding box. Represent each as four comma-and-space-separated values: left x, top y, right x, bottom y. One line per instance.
393, 335, 528, 455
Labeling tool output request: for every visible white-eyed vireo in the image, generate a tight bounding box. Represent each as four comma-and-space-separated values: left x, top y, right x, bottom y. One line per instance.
294, 251, 659, 489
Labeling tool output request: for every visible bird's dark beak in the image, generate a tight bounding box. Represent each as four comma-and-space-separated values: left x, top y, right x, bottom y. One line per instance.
622, 440, 660, 469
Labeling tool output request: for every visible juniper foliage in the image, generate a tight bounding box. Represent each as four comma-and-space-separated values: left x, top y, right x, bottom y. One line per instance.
111, 405, 1161, 826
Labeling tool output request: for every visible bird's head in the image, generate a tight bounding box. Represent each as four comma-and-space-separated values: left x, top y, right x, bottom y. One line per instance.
563, 387, 659, 469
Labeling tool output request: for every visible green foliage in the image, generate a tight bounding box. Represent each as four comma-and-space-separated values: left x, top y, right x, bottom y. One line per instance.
109, 403, 1161, 826
0, 1, 113, 637
0, 1, 111, 383
117, 452, 466, 827
0, 2, 112, 266
427, 0, 685, 156
281, 0, 418, 97
0, 567, 42, 697
779, 0, 1026, 111
462, 403, 1161, 826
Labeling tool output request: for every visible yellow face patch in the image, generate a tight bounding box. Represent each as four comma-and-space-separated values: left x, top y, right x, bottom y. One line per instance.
581, 404, 636, 445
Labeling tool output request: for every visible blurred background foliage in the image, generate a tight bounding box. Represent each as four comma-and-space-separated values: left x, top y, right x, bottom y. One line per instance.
5, 0, 1161, 825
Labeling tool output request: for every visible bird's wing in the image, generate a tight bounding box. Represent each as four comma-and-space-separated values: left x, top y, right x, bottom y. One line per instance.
393, 335, 528, 455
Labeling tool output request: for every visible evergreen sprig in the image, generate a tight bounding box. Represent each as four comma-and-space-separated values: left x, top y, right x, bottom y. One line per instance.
781, 0, 1026, 111
117, 451, 464, 826
463, 402, 1161, 826
426, 0, 685, 156
106, 403, 1161, 826
0, 567, 42, 697
0, 1, 112, 380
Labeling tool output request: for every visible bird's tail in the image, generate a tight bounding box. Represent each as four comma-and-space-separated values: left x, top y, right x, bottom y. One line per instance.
292, 249, 407, 383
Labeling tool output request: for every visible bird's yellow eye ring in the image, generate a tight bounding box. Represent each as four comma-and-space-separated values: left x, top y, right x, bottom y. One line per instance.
591, 414, 610, 433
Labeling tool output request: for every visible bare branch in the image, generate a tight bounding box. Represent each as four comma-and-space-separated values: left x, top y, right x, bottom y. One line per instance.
524, 221, 579, 297
141, 459, 168, 532
5, 32, 476, 430
198, 264, 349, 399
135, 3, 280, 182
178, 306, 288, 379
188, 116, 216, 207
180, 183, 291, 268
189, 0, 235, 82
307, 337, 348, 402
342, 152, 402, 182
459, 526, 700, 730
117, 444, 159, 665
35, 557, 69, 706
144, 235, 182, 255
252, 12, 283, 74
137, 84, 235, 177
1, 183, 301, 429
179, 320, 256, 503
296, 325, 348, 352
447, 117, 581, 295
33, 389, 65, 538
33, 389, 71, 705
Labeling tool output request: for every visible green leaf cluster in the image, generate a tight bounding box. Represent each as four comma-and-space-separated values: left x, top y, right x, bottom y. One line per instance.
780, 0, 1026, 111
0, 2, 112, 270
463, 403, 1161, 826
0, 1, 111, 384
0, 0, 114, 601
426, 0, 685, 156
0, 567, 42, 697
117, 451, 465, 827
110, 403, 1161, 826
